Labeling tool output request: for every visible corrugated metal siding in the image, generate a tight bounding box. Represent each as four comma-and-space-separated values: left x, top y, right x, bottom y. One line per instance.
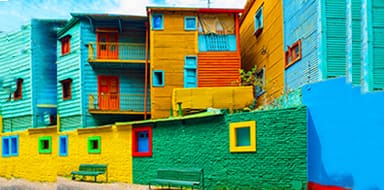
324, 0, 347, 78
2, 116, 33, 132
351, 0, 362, 85
240, 0, 285, 104
284, 0, 321, 91
0, 24, 33, 130
150, 11, 198, 119
57, 22, 82, 118
372, 0, 384, 90
197, 52, 240, 87
59, 115, 82, 132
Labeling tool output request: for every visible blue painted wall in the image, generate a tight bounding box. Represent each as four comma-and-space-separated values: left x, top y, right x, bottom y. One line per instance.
283, 0, 321, 91
303, 77, 384, 189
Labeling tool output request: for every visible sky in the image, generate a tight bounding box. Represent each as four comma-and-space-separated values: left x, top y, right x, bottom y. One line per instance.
0, 0, 247, 33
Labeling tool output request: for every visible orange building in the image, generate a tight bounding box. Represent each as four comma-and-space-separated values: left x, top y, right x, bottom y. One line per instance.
147, 7, 243, 118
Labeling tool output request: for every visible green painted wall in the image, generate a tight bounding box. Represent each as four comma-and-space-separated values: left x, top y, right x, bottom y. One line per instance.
133, 107, 307, 189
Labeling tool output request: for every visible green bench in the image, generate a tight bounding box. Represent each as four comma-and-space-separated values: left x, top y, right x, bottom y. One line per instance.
149, 168, 204, 190
71, 164, 108, 182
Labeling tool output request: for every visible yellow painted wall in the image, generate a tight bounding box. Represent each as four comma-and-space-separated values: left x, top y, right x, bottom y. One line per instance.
172, 86, 254, 115
240, 0, 285, 105
150, 10, 198, 119
0, 128, 58, 182
0, 124, 133, 183
57, 125, 133, 183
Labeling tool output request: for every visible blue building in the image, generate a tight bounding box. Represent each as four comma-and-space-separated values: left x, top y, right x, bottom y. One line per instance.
56, 14, 150, 131
0, 19, 66, 132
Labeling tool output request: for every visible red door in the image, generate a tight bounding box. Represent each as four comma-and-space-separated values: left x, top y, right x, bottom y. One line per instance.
98, 76, 120, 111
97, 32, 119, 59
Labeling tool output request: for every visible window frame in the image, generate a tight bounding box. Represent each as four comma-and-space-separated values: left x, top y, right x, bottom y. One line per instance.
60, 35, 71, 55
255, 67, 265, 97
14, 78, 23, 100
229, 121, 256, 153
38, 136, 52, 154
59, 135, 68, 157
132, 126, 153, 157
152, 70, 165, 87
184, 56, 198, 88
152, 14, 164, 30
184, 16, 197, 31
88, 136, 101, 154
60, 79, 72, 101
254, 5, 264, 36
285, 39, 302, 69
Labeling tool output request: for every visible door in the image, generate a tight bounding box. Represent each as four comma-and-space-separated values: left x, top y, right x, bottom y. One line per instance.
98, 76, 119, 111
97, 32, 119, 59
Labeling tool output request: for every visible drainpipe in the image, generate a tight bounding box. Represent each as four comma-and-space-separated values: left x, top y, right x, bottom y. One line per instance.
144, 21, 149, 120
177, 102, 183, 117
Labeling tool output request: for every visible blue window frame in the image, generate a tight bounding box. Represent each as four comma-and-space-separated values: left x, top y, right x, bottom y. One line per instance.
2, 135, 18, 157
184, 16, 197, 30
184, 56, 197, 88
59, 135, 68, 156
254, 6, 263, 36
153, 70, 164, 87
152, 14, 164, 30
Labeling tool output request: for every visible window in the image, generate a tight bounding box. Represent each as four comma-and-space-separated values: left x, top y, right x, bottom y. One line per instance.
152, 70, 164, 87
184, 16, 197, 30
152, 14, 164, 30
184, 56, 197, 88
88, 136, 101, 154
14, 78, 23, 100
38, 136, 52, 154
229, 121, 256, 153
254, 6, 263, 36
59, 135, 68, 156
60, 79, 72, 100
1, 136, 17, 157
285, 40, 302, 69
132, 126, 152, 157
255, 68, 265, 97
61, 35, 71, 55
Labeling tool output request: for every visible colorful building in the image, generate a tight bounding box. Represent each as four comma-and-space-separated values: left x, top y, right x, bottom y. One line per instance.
0, 19, 66, 132
147, 7, 243, 118
56, 14, 150, 132
239, 0, 285, 105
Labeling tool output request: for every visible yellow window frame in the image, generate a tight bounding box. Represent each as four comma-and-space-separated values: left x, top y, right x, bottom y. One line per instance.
229, 121, 256, 153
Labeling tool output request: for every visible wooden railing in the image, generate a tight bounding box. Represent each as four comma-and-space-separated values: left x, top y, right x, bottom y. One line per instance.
88, 93, 150, 113
88, 42, 146, 62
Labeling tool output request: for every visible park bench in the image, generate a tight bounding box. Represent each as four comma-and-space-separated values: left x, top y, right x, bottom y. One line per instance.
71, 164, 108, 182
149, 168, 204, 190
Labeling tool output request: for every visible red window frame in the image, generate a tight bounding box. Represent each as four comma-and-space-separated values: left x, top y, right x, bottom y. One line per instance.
285, 39, 302, 69
60, 79, 72, 100
132, 126, 152, 157
61, 36, 71, 55
14, 79, 23, 100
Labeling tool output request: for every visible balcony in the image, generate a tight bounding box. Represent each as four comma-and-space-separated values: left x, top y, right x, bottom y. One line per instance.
198, 34, 237, 52
88, 93, 150, 115
87, 42, 147, 64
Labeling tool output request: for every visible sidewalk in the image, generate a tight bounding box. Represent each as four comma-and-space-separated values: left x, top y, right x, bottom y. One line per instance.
0, 177, 149, 190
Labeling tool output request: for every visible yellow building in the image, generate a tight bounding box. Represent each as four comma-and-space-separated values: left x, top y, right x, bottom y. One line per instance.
240, 0, 285, 105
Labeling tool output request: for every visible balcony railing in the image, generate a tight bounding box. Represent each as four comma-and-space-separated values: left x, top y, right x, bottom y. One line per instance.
88, 93, 150, 114
198, 34, 237, 52
88, 42, 147, 62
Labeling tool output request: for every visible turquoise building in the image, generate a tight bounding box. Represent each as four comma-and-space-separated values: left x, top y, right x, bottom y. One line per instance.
56, 14, 150, 131
0, 19, 66, 132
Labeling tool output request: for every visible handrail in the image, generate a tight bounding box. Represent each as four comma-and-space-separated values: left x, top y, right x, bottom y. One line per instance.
87, 42, 147, 61
88, 93, 150, 113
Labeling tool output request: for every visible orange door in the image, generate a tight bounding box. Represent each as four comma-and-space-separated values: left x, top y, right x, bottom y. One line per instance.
97, 32, 119, 59
98, 76, 120, 110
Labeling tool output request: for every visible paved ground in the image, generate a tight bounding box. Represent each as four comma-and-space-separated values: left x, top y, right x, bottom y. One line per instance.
0, 177, 149, 190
